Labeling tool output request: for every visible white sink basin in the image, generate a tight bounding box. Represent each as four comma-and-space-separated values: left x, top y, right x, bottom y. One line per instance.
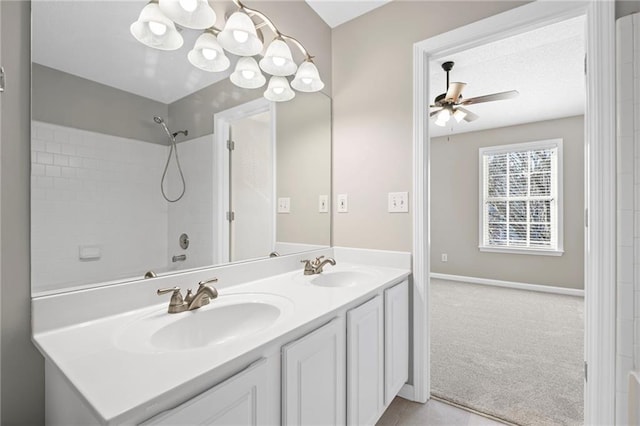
115, 293, 293, 353
308, 270, 377, 288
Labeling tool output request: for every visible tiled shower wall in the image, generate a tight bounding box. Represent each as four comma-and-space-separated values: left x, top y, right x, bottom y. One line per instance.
616, 12, 639, 425
31, 121, 170, 293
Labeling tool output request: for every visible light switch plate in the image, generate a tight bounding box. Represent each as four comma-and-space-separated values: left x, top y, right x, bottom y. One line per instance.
337, 194, 348, 213
388, 192, 409, 213
319, 195, 329, 213
278, 197, 290, 213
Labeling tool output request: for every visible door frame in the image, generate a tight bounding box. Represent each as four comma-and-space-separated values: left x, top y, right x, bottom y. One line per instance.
410, 1, 615, 424
213, 98, 276, 263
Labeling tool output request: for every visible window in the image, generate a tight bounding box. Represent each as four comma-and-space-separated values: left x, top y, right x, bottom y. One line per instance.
479, 139, 563, 256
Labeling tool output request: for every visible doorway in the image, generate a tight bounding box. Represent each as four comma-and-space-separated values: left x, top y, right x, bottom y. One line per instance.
427, 15, 585, 424
214, 98, 276, 263
410, 2, 616, 424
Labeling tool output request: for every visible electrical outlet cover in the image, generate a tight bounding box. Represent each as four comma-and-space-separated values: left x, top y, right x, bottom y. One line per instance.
337, 194, 348, 213
388, 192, 409, 213
278, 197, 291, 213
319, 195, 329, 213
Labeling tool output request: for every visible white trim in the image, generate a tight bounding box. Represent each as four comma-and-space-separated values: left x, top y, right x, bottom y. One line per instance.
478, 246, 564, 256
430, 273, 584, 297
413, 1, 615, 423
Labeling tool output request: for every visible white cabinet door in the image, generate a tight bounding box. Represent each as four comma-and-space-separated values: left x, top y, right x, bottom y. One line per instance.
282, 318, 346, 426
384, 280, 409, 405
347, 296, 384, 426
143, 358, 268, 425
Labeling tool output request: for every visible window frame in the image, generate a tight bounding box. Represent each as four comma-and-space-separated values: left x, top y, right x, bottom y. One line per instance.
478, 139, 564, 256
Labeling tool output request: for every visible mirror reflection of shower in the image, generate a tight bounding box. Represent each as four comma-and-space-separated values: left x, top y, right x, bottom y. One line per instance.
154, 116, 187, 203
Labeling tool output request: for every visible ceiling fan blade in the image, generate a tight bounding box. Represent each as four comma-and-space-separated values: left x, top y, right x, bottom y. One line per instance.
445, 82, 466, 102
460, 90, 519, 105
430, 108, 442, 117
456, 107, 479, 122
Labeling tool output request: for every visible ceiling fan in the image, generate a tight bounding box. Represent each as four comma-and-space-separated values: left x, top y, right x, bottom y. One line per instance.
430, 61, 519, 127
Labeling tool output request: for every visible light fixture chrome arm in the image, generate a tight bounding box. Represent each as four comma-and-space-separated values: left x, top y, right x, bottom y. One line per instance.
233, 0, 314, 61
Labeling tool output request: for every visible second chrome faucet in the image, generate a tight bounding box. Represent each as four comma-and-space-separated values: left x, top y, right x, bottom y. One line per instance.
301, 256, 336, 275
157, 278, 219, 313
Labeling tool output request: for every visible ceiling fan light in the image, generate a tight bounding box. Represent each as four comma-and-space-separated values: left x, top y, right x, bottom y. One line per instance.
259, 39, 297, 76
187, 32, 230, 72
291, 60, 324, 92
264, 76, 295, 102
130, 2, 183, 51
218, 11, 263, 56
453, 108, 467, 123
159, 0, 216, 29
230, 57, 266, 89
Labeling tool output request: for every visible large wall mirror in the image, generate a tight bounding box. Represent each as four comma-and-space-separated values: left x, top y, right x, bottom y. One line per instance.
30, 1, 332, 296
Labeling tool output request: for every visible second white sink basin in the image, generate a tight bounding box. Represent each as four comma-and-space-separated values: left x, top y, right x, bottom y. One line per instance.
115, 293, 293, 353
308, 270, 377, 288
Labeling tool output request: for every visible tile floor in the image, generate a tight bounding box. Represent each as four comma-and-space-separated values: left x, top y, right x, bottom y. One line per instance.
377, 397, 510, 426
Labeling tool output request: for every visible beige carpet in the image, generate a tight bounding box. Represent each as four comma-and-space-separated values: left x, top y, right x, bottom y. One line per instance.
430, 279, 584, 426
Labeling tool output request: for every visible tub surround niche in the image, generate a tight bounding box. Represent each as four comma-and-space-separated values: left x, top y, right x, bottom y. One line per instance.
32, 248, 411, 425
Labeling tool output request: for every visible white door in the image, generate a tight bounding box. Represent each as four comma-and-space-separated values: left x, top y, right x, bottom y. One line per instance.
143, 359, 269, 425
282, 318, 346, 426
228, 111, 274, 262
347, 296, 384, 425
384, 280, 409, 405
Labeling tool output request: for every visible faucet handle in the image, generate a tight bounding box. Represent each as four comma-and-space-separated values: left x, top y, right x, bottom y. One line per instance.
157, 287, 188, 313
198, 277, 218, 287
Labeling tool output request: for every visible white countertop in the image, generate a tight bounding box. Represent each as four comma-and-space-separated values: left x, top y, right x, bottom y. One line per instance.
33, 261, 410, 424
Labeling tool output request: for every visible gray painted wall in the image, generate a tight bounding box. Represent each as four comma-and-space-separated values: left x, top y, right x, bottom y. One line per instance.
32, 64, 169, 144
616, 0, 640, 18
430, 116, 585, 289
277, 93, 331, 245
331, 1, 529, 252
1, 2, 45, 425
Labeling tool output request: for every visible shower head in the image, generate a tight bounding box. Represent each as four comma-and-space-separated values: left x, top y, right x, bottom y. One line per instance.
153, 116, 164, 124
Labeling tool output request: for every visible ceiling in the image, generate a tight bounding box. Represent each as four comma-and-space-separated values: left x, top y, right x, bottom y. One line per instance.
429, 15, 586, 137
304, 0, 391, 28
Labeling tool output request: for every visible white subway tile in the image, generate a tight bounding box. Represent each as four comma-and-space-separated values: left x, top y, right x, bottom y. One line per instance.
620, 211, 634, 247
31, 163, 46, 177
53, 154, 69, 167
60, 167, 76, 179
35, 126, 53, 141
45, 142, 62, 154
61, 144, 76, 156
620, 283, 635, 321
32, 139, 46, 152
68, 157, 83, 168
83, 158, 98, 169
619, 319, 634, 356
53, 130, 69, 143
36, 176, 53, 189
620, 246, 634, 283
37, 152, 54, 165
45, 165, 61, 178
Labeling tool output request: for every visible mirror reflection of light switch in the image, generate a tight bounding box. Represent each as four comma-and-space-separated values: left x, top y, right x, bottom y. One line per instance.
278, 197, 290, 213
337, 194, 348, 213
319, 195, 329, 213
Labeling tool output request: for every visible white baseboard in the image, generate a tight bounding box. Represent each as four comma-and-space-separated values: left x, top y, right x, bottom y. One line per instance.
430, 273, 584, 297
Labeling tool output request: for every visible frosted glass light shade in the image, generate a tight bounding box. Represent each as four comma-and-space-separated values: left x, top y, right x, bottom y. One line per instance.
188, 32, 230, 72
130, 2, 183, 50
259, 39, 297, 76
159, 0, 216, 29
434, 109, 450, 127
217, 12, 263, 56
291, 60, 324, 92
230, 57, 266, 89
453, 108, 467, 123
264, 76, 295, 102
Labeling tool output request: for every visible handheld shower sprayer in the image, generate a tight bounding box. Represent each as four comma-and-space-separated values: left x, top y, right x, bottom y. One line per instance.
154, 116, 187, 203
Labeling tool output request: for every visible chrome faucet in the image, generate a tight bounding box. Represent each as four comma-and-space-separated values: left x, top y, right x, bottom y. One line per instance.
301, 256, 336, 275
157, 278, 219, 313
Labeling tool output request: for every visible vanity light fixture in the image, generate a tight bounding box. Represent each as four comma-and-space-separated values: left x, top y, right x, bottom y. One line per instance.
130, 1, 184, 50
130, 0, 324, 102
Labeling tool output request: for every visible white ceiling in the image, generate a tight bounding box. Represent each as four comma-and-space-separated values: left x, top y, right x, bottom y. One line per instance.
304, 0, 391, 28
429, 15, 586, 137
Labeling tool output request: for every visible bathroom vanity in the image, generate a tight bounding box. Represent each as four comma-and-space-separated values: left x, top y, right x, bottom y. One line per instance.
32, 248, 411, 425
